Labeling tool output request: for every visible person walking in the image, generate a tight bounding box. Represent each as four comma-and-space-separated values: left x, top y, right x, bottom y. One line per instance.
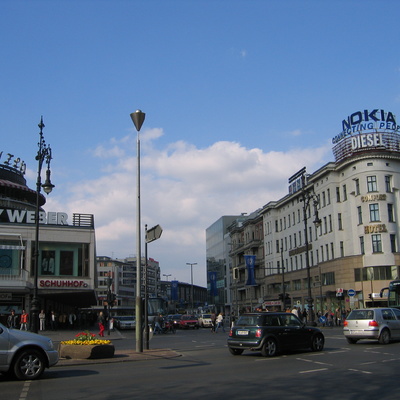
215, 313, 225, 333
39, 310, 46, 331
7, 310, 18, 329
20, 310, 28, 330
210, 312, 216, 333
98, 311, 105, 337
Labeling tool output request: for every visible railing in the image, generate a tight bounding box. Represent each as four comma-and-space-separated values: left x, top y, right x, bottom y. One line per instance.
72, 214, 94, 228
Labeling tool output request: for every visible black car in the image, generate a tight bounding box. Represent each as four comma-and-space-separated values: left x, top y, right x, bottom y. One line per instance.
227, 312, 324, 357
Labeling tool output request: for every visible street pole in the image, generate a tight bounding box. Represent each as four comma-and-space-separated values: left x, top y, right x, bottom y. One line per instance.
31, 117, 54, 333
130, 110, 145, 353
186, 263, 197, 313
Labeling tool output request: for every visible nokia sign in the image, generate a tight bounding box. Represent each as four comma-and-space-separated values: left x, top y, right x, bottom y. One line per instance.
332, 109, 400, 163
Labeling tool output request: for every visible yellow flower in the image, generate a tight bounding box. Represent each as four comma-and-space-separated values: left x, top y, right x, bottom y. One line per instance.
61, 339, 111, 345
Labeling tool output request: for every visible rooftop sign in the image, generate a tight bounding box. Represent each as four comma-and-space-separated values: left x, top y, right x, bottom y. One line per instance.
332, 109, 400, 163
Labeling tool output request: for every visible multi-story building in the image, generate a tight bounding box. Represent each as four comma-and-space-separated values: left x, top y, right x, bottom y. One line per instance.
0, 152, 97, 327
95, 256, 161, 314
224, 108, 400, 317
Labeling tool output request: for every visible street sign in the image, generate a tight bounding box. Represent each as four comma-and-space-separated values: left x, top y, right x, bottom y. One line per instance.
348, 288, 356, 297
146, 224, 163, 243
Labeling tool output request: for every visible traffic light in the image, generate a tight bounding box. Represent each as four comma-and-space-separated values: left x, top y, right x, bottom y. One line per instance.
278, 293, 284, 301
368, 293, 372, 300
111, 293, 117, 307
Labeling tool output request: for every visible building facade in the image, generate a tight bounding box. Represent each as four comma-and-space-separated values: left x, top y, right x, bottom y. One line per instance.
0, 155, 97, 328
224, 108, 400, 317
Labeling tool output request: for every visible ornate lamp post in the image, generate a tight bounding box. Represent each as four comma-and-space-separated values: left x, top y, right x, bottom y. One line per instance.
130, 110, 145, 352
301, 172, 321, 326
31, 117, 54, 333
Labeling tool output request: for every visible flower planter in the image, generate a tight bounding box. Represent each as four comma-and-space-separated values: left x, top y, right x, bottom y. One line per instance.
59, 344, 115, 359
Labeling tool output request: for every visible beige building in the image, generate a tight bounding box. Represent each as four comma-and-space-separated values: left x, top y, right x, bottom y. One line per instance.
228, 108, 400, 318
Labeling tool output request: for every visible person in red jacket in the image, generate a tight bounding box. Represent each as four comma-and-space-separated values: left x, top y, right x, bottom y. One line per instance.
20, 310, 28, 331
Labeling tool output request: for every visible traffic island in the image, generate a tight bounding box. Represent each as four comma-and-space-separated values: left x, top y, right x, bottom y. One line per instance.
59, 343, 115, 359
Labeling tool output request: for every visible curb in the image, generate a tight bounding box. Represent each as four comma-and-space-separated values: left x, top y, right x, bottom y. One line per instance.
56, 348, 181, 367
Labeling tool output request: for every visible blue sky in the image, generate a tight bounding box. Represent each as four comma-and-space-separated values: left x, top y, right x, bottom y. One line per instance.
1, 0, 400, 286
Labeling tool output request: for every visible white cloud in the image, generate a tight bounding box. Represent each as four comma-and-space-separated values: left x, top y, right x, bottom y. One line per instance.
45, 132, 331, 287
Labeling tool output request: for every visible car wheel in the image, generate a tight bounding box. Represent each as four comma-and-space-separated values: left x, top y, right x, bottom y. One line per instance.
229, 348, 244, 356
261, 338, 278, 357
13, 349, 46, 380
311, 334, 324, 351
346, 337, 358, 344
379, 329, 390, 344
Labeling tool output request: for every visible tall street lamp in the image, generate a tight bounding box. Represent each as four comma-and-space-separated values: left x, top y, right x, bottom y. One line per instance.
163, 274, 171, 281
186, 262, 197, 313
31, 117, 54, 333
130, 109, 145, 353
301, 172, 321, 326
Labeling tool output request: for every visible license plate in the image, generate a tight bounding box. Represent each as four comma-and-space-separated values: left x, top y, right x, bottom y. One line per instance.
237, 330, 249, 336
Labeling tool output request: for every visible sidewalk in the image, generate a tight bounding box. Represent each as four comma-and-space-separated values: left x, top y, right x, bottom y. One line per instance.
40, 329, 181, 366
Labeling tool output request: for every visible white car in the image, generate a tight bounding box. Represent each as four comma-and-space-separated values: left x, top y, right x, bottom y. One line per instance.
115, 316, 136, 330
0, 322, 59, 380
198, 314, 213, 328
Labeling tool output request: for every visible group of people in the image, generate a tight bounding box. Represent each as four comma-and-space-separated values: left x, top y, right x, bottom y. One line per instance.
210, 312, 226, 333
7, 309, 28, 330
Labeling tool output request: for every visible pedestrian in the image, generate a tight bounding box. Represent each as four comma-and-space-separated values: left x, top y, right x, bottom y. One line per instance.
210, 312, 216, 333
154, 314, 163, 334
20, 310, 28, 330
291, 307, 299, 317
50, 311, 57, 331
39, 310, 46, 331
215, 313, 225, 333
231, 312, 236, 328
98, 311, 105, 337
69, 312, 76, 329
7, 309, 18, 329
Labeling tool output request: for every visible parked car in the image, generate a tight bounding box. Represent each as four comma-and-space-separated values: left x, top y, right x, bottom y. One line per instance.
115, 316, 136, 330
227, 312, 324, 357
343, 307, 400, 344
0, 322, 59, 380
179, 315, 200, 329
198, 314, 213, 328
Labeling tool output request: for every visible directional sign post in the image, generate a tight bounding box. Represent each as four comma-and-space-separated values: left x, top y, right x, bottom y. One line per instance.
144, 224, 163, 350
146, 224, 163, 243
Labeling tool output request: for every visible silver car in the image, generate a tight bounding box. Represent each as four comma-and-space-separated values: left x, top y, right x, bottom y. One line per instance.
0, 322, 59, 380
343, 308, 400, 344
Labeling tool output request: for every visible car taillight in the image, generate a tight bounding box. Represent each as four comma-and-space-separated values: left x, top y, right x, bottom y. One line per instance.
343, 320, 348, 327
229, 329, 233, 337
255, 329, 262, 338
369, 320, 379, 327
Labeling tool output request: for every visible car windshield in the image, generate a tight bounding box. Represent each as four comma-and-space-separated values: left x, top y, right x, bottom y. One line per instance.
347, 310, 374, 320
119, 316, 135, 321
202, 314, 211, 318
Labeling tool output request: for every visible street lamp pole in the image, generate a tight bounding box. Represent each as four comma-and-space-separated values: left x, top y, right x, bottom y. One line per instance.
301, 172, 321, 326
130, 110, 145, 353
186, 263, 197, 313
31, 117, 54, 333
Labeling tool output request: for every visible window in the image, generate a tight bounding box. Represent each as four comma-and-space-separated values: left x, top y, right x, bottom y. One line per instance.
322, 191, 326, 207
355, 178, 360, 195
388, 203, 394, 222
340, 241, 344, 257
385, 175, 392, 192
367, 176, 377, 192
357, 206, 363, 224
390, 234, 396, 253
322, 272, 335, 286
327, 188, 331, 205
323, 216, 327, 234
372, 234, 382, 253
343, 184, 347, 201
369, 203, 380, 222
360, 236, 365, 255
330, 242, 334, 259
336, 187, 341, 202
329, 215, 332, 232
338, 213, 343, 230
